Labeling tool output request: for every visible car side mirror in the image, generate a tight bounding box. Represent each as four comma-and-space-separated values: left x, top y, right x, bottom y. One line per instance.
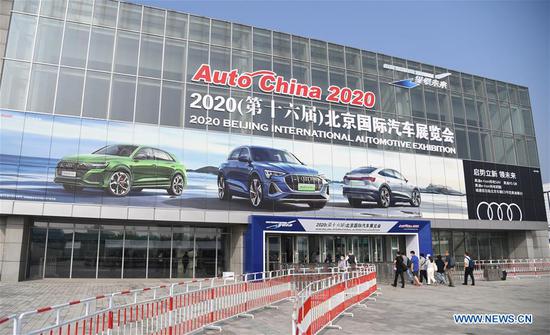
405, 178, 408, 183
238, 155, 249, 163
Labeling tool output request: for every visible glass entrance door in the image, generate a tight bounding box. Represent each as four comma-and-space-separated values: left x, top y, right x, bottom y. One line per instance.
266, 236, 281, 271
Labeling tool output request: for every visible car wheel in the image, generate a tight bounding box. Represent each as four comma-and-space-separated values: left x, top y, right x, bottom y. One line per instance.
218, 174, 232, 200
62, 184, 83, 192
107, 170, 131, 197
410, 189, 421, 207
348, 198, 362, 207
308, 202, 327, 209
249, 175, 264, 208
377, 186, 391, 208
167, 174, 184, 196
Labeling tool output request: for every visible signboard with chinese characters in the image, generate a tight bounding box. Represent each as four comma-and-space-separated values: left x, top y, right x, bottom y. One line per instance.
463, 160, 547, 222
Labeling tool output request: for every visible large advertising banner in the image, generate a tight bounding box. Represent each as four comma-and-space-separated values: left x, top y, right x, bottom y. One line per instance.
0, 64, 546, 223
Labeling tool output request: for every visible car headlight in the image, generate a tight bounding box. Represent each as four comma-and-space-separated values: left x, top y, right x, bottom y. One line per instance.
87, 162, 109, 169
264, 169, 286, 179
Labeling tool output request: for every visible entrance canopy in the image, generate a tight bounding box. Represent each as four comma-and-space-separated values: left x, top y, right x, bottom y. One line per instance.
245, 216, 432, 273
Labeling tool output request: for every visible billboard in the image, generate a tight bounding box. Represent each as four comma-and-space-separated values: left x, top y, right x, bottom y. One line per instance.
0, 65, 545, 223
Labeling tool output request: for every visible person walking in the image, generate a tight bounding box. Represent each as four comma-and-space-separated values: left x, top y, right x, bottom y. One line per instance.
419, 253, 428, 284
426, 255, 437, 285
401, 251, 413, 284
181, 251, 190, 275
347, 251, 357, 269
463, 251, 475, 286
410, 251, 421, 286
392, 251, 406, 288
435, 255, 446, 285
444, 250, 455, 287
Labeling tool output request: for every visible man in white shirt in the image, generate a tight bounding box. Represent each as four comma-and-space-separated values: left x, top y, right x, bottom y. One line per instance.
463, 251, 475, 286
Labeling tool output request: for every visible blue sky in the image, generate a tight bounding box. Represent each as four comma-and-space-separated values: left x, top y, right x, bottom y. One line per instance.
135, 0, 549, 182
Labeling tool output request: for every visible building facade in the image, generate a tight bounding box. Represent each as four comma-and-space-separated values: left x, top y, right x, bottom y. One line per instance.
0, 0, 548, 281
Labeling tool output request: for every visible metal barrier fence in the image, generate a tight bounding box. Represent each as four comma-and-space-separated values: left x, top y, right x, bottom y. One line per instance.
0, 267, 362, 335
292, 265, 378, 335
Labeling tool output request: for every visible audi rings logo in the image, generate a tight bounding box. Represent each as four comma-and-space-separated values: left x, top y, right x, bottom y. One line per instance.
476, 202, 522, 221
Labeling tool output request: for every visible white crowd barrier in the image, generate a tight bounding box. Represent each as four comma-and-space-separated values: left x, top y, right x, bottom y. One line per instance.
292, 265, 378, 335
0, 267, 362, 335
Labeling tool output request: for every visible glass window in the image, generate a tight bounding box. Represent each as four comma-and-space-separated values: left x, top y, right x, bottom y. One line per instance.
148, 227, 171, 278
61, 22, 89, 68
232, 24, 251, 50
503, 136, 516, 164
500, 104, 512, 133
480, 132, 493, 162
292, 61, 310, 86
522, 108, 535, 136
468, 130, 482, 161
166, 11, 187, 39
455, 128, 469, 159
328, 44, 345, 68
510, 105, 525, 135
474, 77, 485, 97
526, 140, 539, 166
123, 227, 148, 278
424, 89, 438, 121
172, 227, 194, 278
488, 103, 500, 130
310, 39, 327, 64
45, 223, 73, 278
97, 225, 123, 278
114, 30, 139, 75
273, 32, 290, 58
461, 74, 474, 95
274, 57, 291, 80
363, 76, 379, 110
93, 0, 117, 27
515, 138, 528, 166
83, 71, 109, 119
27, 222, 48, 279
34, 18, 63, 64
0, 60, 30, 110
509, 85, 519, 105
497, 82, 508, 101
142, 7, 165, 35
211, 20, 230, 47
345, 48, 361, 72
6, 14, 37, 61
380, 82, 395, 114
346, 72, 361, 90
493, 134, 505, 163
187, 42, 209, 81
377, 55, 392, 78
437, 92, 451, 122
449, 72, 461, 92
486, 80, 497, 100
253, 28, 271, 54
55, 67, 84, 116
135, 78, 160, 124
117, 2, 142, 31
40, 0, 67, 19
410, 88, 425, 118
476, 100, 489, 129
210, 46, 230, 72
311, 65, 328, 96
189, 15, 209, 43
67, 0, 93, 23
451, 95, 465, 125
329, 67, 345, 87
395, 86, 411, 117
195, 228, 218, 277
232, 50, 252, 74
88, 27, 115, 71
464, 97, 478, 127
478, 233, 490, 260
13, 0, 39, 14
109, 75, 136, 122
163, 38, 186, 81
71, 225, 99, 278
160, 81, 183, 127
138, 34, 163, 78
27, 64, 57, 113
518, 88, 530, 106
362, 51, 377, 75
292, 36, 309, 61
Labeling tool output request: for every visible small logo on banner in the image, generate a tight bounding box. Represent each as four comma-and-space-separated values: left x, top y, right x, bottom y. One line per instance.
266, 220, 296, 229
476, 202, 522, 221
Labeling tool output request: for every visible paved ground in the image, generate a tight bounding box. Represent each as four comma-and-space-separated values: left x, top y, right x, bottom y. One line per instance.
1, 277, 548, 335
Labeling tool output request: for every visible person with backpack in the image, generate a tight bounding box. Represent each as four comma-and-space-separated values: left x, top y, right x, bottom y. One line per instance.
401, 251, 413, 283
347, 251, 356, 269
392, 251, 406, 288
435, 255, 446, 284
463, 251, 475, 286
444, 250, 456, 287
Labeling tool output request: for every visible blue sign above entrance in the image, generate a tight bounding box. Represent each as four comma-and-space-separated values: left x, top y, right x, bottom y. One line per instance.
244, 216, 432, 273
